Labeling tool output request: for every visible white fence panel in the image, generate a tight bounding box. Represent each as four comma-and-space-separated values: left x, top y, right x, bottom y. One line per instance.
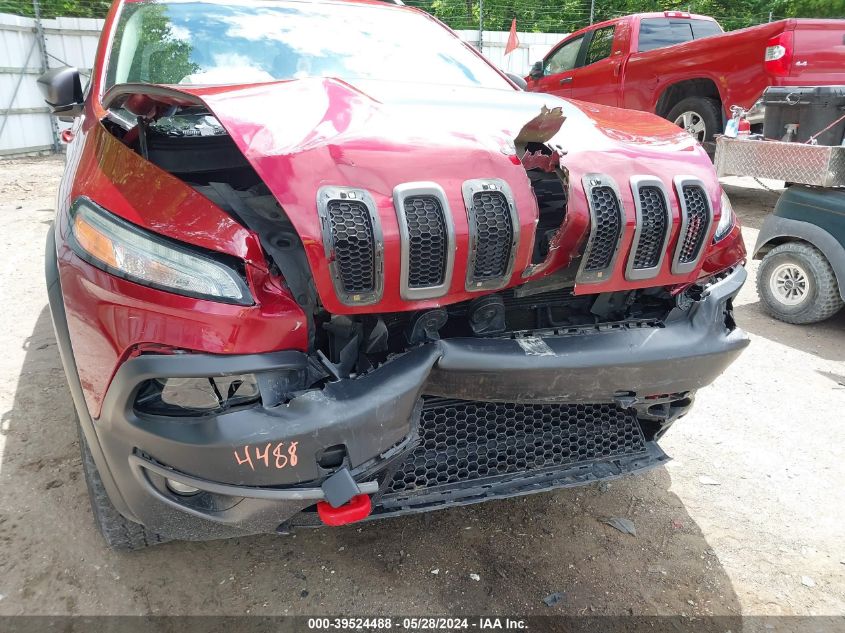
1, 13, 565, 157
455, 30, 568, 76
0, 12, 103, 157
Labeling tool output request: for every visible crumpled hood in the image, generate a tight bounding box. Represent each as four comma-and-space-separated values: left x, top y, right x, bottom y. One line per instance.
179, 77, 707, 169
104, 77, 723, 313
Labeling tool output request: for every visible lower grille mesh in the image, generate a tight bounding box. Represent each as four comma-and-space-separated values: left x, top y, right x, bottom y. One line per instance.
633, 186, 669, 269
678, 185, 709, 264
470, 191, 514, 280
585, 186, 622, 272
385, 399, 646, 496
327, 199, 375, 293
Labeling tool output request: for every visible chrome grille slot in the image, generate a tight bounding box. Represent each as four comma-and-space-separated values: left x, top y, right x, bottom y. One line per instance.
471, 191, 513, 279
626, 177, 673, 281
462, 179, 519, 292
672, 178, 713, 275
633, 187, 668, 268
584, 187, 622, 271
578, 175, 625, 283
317, 187, 383, 305
678, 186, 708, 263
393, 183, 454, 300
327, 199, 375, 293
404, 195, 448, 288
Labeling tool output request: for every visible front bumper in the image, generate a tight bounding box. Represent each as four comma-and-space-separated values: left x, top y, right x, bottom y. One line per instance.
91, 267, 749, 540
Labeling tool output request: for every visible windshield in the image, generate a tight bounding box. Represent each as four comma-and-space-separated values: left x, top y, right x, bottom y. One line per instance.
104, 0, 508, 90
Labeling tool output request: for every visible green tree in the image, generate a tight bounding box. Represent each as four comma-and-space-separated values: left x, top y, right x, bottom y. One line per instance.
1, 0, 842, 30
0, 0, 112, 19
408, 0, 843, 33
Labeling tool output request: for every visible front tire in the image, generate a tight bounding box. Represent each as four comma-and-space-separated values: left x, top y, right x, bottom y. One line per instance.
77, 421, 167, 550
667, 96, 722, 148
756, 242, 844, 324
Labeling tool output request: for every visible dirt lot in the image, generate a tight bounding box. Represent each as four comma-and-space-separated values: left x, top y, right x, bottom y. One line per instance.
0, 156, 843, 618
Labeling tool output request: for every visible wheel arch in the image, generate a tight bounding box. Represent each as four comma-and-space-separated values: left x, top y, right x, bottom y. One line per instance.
753, 215, 845, 302
655, 77, 724, 119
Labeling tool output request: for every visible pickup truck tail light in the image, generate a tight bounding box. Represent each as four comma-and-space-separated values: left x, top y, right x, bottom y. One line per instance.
764, 31, 793, 76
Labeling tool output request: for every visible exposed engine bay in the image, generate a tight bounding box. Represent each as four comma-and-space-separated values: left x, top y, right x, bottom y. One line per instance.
101, 102, 659, 386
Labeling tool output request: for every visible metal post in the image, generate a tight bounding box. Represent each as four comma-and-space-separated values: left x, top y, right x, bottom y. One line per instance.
32, 0, 60, 153
768, 11, 773, 22
589, 0, 595, 24
477, 0, 483, 53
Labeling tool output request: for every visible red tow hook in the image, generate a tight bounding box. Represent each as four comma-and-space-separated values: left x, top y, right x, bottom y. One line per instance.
317, 494, 372, 526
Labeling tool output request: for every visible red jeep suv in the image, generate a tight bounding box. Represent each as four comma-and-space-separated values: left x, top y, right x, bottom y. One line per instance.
39, 0, 748, 548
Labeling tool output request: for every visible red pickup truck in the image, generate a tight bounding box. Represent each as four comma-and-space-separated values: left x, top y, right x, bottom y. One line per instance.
526, 12, 845, 147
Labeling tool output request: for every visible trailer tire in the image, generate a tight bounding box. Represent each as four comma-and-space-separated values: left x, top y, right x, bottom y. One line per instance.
756, 242, 844, 324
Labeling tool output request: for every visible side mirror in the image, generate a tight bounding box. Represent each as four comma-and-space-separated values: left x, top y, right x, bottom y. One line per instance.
505, 72, 527, 90
529, 61, 544, 80
37, 67, 84, 120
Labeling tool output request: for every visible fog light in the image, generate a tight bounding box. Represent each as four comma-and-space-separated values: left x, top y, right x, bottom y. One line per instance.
166, 479, 200, 496
160, 375, 259, 409
134, 374, 260, 417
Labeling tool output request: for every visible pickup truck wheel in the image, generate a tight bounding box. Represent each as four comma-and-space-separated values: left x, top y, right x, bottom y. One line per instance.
77, 420, 168, 550
756, 242, 844, 325
667, 97, 722, 146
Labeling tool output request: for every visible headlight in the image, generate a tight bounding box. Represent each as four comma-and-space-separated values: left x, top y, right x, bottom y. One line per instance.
714, 190, 735, 242
69, 198, 252, 305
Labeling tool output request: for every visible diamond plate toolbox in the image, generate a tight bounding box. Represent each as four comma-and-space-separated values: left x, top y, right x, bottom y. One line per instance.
715, 137, 845, 187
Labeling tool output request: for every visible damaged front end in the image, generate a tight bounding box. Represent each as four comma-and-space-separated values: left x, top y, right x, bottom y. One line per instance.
49, 73, 747, 539
48, 0, 748, 539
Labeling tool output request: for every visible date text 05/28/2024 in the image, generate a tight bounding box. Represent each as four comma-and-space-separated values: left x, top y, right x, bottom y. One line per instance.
307, 618, 528, 630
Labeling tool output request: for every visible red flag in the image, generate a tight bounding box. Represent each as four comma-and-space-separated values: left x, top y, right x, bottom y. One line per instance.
505, 19, 519, 55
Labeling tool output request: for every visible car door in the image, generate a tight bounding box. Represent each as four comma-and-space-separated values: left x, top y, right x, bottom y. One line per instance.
566, 25, 620, 106
529, 34, 586, 98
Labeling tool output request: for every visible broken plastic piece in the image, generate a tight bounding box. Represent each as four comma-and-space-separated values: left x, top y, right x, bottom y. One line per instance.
317, 494, 372, 526
320, 466, 360, 507
364, 318, 389, 354
514, 105, 566, 145
602, 517, 637, 536
521, 149, 564, 173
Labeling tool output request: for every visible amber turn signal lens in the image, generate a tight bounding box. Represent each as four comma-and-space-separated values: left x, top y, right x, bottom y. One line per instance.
73, 213, 118, 268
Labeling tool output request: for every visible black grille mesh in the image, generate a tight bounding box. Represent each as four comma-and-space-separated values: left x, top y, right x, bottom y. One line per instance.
678, 186, 709, 264
404, 196, 448, 288
327, 199, 375, 293
632, 186, 669, 269
584, 186, 622, 271
470, 191, 514, 280
386, 399, 646, 496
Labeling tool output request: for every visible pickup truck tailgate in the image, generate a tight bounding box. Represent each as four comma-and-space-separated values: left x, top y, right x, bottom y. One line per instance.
789, 19, 845, 80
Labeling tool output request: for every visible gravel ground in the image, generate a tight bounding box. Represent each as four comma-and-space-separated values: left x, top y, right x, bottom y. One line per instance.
0, 157, 843, 617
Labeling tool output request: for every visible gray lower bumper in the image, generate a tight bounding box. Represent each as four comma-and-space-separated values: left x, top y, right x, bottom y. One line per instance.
92, 266, 748, 540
